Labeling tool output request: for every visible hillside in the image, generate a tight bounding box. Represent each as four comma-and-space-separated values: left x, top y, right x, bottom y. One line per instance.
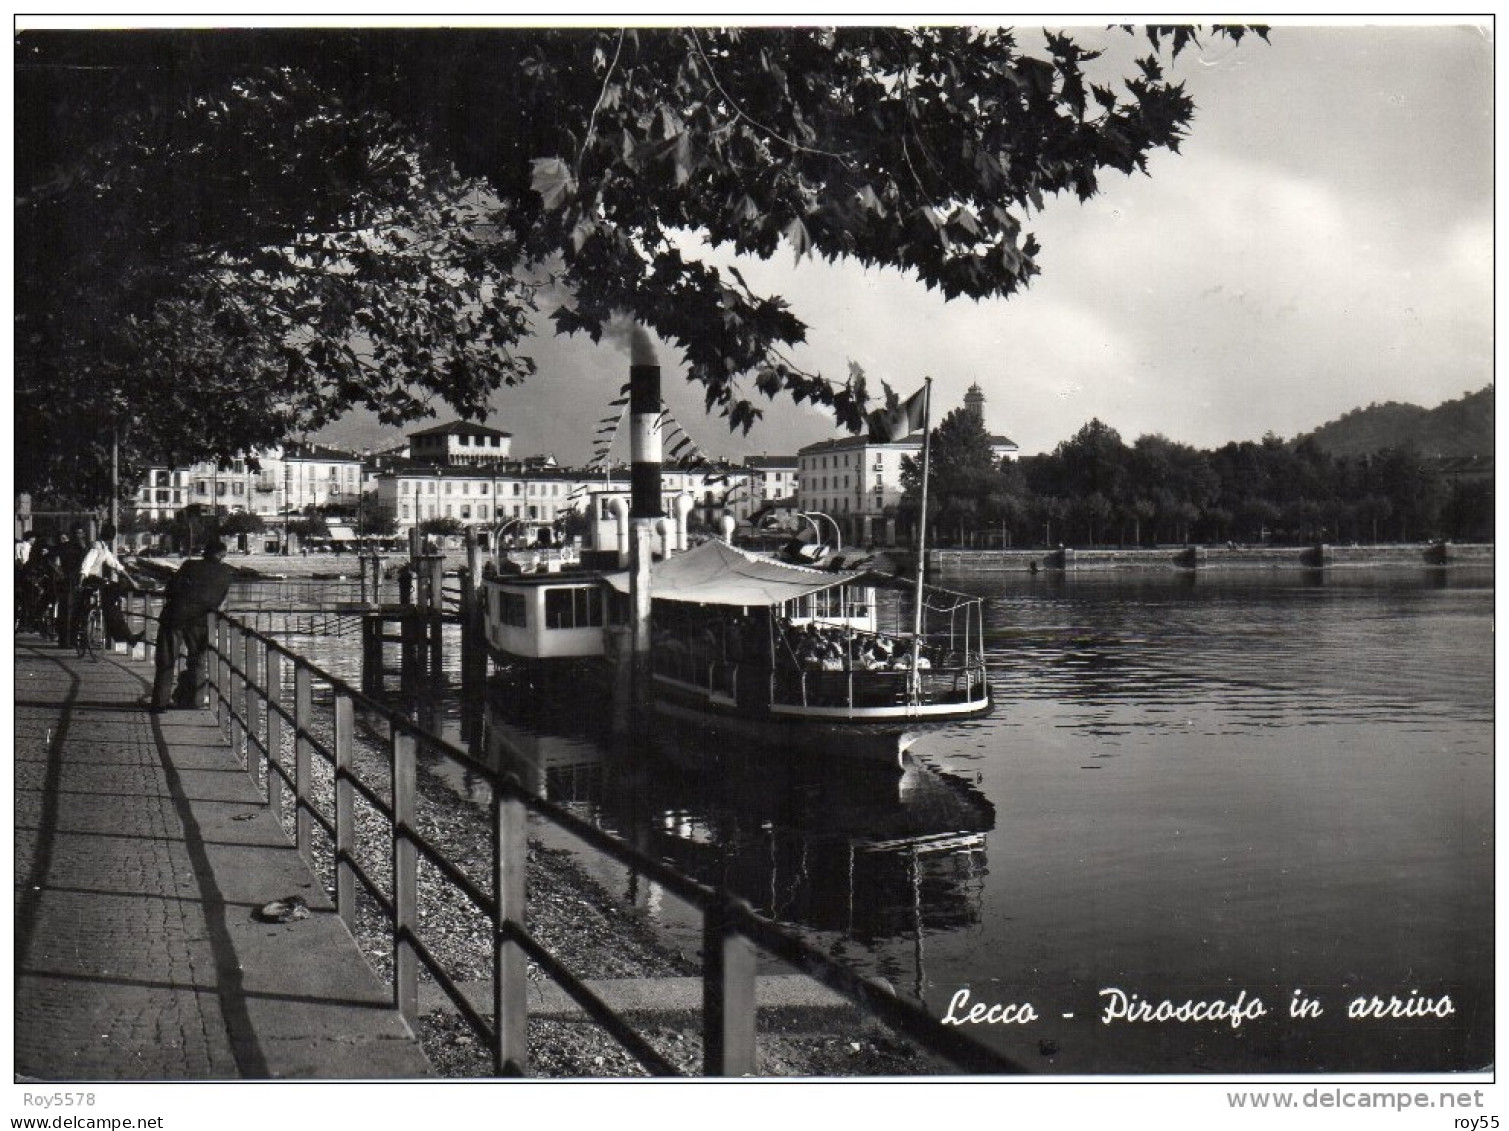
1299, 386, 1493, 458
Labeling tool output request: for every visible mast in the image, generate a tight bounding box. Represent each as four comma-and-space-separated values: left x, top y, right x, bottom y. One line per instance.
910, 378, 933, 698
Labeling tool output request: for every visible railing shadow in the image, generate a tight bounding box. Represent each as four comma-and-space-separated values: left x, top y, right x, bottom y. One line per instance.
198, 607, 1025, 1077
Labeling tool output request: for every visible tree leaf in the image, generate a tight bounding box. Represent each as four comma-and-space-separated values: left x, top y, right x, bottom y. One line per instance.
529, 156, 576, 210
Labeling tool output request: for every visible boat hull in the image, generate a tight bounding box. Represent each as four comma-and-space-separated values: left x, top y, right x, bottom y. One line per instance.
649, 674, 991, 768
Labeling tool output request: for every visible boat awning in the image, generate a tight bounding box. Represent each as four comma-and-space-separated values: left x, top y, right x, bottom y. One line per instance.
603, 538, 871, 608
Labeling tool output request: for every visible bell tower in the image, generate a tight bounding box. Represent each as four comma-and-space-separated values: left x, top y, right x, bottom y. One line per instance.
964, 381, 986, 422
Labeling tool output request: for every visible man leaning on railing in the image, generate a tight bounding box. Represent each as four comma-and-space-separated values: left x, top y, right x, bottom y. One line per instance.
145, 539, 235, 713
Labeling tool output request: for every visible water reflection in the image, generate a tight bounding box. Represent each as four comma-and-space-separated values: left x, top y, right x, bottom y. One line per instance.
469, 678, 997, 952
242, 564, 1493, 1073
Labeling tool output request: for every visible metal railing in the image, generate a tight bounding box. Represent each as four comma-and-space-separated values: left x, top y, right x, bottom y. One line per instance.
158, 606, 1025, 1077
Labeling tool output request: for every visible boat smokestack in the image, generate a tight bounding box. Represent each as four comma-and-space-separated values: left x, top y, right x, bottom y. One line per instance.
629, 328, 663, 520
624, 325, 661, 745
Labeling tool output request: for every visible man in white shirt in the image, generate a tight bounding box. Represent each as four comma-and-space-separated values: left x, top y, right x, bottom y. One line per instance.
74, 524, 144, 648
79, 531, 127, 583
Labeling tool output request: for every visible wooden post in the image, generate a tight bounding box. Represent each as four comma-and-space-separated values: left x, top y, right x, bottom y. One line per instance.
462, 531, 487, 692
362, 616, 381, 696
493, 778, 529, 1076
334, 691, 356, 930
293, 665, 313, 861
265, 648, 284, 820
424, 554, 445, 613
702, 894, 757, 1076
392, 727, 419, 1026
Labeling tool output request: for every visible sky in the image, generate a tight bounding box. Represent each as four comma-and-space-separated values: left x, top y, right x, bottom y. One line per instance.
313, 19, 1494, 464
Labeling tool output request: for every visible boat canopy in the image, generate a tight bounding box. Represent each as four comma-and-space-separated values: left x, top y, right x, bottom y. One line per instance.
603, 538, 873, 608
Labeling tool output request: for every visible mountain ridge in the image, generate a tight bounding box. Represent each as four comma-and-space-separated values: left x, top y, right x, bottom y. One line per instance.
1295, 385, 1493, 459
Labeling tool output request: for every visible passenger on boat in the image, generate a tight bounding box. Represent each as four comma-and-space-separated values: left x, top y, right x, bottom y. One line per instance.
855, 639, 890, 670
890, 650, 931, 671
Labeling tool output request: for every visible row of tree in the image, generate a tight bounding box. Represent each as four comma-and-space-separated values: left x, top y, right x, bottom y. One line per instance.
905, 409, 1492, 548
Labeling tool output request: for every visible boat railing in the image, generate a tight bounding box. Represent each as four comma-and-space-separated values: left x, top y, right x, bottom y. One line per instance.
775, 661, 987, 711
654, 645, 987, 713
186, 607, 1021, 1077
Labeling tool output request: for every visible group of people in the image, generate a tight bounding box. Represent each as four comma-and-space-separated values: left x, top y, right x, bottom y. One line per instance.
16, 524, 145, 650
779, 620, 932, 673
15, 524, 236, 713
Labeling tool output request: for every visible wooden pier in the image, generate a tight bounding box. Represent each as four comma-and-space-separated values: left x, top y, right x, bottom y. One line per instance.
361, 606, 451, 694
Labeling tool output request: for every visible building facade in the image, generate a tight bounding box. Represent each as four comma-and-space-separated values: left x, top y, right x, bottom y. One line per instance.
795, 384, 1018, 545
407, 420, 514, 466
743, 455, 799, 507
373, 457, 758, 544
796, 435, 920, 546
129, 443, 367, 527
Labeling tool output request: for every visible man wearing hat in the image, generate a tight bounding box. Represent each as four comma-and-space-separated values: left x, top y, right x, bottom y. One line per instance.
149, 540, 236, 712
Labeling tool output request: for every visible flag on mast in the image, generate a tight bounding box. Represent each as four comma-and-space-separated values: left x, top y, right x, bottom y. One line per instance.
866, 385, 929, 443
908, 377, 933, 699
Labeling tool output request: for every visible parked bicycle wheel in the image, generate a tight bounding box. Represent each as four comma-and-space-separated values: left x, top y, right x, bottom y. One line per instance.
76, 596, 104, 660
86, 606, 105, 655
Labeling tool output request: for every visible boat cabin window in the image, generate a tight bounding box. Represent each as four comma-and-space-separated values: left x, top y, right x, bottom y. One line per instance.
495, 590, 526, 627
544, 586, 603, 630
798, 589, 870, 620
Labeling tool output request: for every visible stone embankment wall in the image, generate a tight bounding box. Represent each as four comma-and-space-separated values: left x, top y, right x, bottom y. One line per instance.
925, 543, 1494, 574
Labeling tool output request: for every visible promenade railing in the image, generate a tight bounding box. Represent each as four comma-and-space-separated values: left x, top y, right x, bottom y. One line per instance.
125, 596, 1021, 1077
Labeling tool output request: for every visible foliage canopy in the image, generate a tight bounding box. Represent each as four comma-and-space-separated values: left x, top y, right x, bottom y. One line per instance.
16, 24, 1266, 502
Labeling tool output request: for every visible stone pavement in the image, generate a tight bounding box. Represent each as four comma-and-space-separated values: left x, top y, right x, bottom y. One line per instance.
13, 637, 432, 1080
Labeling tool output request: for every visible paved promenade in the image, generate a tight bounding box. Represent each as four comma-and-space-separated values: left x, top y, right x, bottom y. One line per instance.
13, 636, 432, 1080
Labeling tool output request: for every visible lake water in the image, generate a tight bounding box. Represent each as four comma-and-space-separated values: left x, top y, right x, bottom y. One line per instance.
251, 564, 1494, 1075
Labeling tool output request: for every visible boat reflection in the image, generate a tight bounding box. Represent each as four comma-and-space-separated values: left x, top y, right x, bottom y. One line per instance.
473, 679, 997, 948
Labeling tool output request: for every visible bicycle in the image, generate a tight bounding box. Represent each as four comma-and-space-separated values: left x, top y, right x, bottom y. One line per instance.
73, 584, 106, 660
14, 569, 56, 636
